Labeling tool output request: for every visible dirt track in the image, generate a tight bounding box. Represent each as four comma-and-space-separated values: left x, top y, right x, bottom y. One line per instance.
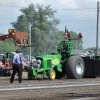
0, 75, 100, 100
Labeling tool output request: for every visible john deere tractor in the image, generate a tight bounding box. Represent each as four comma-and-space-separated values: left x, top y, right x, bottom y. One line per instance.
28, 26, 100, 80
28, 27, 86, 80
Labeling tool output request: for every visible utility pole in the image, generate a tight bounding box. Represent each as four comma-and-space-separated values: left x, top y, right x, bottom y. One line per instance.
29, 23, 32, 61
96, 2, 99, 55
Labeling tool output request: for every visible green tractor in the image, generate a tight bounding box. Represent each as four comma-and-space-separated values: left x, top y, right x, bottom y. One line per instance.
28, 26, 100, 80
28, 27, 86, 80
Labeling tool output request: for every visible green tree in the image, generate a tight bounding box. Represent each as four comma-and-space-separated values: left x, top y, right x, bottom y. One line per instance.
0, 2, 84, 55
46, 29, 64, 54
84, 47, 96, 54
11, 3, 60, 55
0, 39, 18, 54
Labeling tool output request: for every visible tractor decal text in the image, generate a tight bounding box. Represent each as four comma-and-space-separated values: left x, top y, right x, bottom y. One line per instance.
52, 59, 60, 65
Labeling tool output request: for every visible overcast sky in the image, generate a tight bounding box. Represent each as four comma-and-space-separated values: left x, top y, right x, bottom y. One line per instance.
0, 0, 100, 49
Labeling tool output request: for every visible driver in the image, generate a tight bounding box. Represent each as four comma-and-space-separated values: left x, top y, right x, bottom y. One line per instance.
61, 44, 68, 53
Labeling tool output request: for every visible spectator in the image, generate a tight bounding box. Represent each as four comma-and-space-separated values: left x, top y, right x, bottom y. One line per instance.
0, 59, 4, 76
10, 49, 24, 83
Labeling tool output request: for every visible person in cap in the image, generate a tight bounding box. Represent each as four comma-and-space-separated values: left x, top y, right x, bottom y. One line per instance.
10, 49, 24, 83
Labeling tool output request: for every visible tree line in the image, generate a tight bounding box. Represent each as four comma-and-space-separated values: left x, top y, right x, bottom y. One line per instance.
0, 3, 83, 56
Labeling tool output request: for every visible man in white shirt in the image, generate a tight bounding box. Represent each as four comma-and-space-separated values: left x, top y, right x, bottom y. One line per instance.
10, 49, 24, 83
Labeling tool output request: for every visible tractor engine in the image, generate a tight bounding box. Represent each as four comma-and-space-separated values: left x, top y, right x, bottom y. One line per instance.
30, 59, 41, 68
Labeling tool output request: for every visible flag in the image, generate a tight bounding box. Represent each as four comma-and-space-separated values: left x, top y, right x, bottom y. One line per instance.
78, 33, 82, 39
64, 26, 70, 39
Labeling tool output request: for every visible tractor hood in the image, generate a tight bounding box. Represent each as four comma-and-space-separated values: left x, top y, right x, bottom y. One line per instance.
36, 53, 62, 60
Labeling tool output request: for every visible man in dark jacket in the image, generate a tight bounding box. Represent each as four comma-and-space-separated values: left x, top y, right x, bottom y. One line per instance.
10, 49, 24, 83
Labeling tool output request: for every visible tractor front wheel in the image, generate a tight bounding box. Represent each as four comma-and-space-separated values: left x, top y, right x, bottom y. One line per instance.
49, 70, 56, 80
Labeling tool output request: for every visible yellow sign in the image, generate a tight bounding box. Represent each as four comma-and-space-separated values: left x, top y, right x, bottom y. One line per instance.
52, 59, 60, 65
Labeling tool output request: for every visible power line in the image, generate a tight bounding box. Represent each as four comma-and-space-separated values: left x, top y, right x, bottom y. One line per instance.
0, 9, 20, 13
69, 28, 96, 31
0, 18, 17, 20
54, 8, 96, 10
0, 17, 97, 26
0, 3, 96, 10
60, 20, 97, 22
0, 17, 97, 22
0, 4, 22, 8
58, 27, 97, 31
0, 3, 98, 31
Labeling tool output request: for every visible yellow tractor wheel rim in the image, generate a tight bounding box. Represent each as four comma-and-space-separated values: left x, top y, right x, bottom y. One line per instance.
51, 71, 56, 79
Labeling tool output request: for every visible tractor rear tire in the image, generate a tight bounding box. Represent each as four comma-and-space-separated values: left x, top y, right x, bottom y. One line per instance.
49, 69, 56, 80
65, 56, 85, 79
